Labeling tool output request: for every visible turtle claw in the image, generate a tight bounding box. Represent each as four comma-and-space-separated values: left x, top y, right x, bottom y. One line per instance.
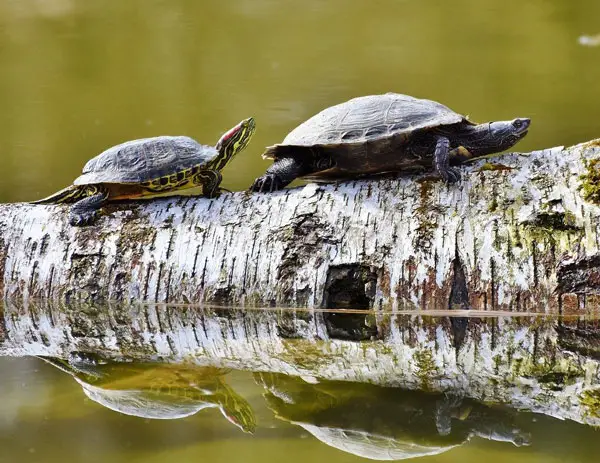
250, 174, 283, 193
69, 210, 99, 227
68, 192, 107, 227
437, 167, 462, 184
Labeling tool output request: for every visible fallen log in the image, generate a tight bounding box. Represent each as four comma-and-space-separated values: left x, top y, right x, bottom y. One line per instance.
2, 140, 600, 312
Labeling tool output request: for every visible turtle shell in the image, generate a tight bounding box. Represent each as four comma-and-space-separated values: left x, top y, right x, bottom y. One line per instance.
39, 358, 256, 432
263, 93, 470, 160
298, 424, 458, 460
74, 136, 218, 185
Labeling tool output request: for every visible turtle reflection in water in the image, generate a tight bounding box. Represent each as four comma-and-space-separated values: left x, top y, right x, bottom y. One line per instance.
38, 356, 256, 433
255, 373, 530, 460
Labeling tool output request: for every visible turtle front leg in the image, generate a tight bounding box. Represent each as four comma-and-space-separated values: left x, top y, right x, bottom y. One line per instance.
434, 136, 461, 183
198, 170, 223, 198
69, 191, 108, 227
250, 158, 310, 193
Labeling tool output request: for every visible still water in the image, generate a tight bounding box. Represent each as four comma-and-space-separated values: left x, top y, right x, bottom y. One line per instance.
0, 355, 598, 463
1, 0, 600, 202
1, 300, 600, 462
2, 0, 600, 461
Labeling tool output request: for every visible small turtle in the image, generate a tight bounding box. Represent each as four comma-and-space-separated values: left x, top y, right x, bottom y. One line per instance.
38, 357, 257, 433
250, 93, 529, 192
33, 118, 256, 226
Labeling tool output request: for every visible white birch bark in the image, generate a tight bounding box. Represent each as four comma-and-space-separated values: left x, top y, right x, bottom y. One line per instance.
0, 140, 600, 312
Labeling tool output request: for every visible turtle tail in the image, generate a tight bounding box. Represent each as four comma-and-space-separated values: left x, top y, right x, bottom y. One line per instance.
31, 185, 87, 205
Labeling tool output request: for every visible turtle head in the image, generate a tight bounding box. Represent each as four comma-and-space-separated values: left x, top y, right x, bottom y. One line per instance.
491, 118, 530, 149
466, 118, 530, 155
215, 117, 256, 166
219, 401, 257, 434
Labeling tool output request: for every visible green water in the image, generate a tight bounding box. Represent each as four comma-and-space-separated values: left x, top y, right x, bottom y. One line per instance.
2, 0, 600, 461
0, 350, 598, 463
2, 299, 600, 462
1, 0, 600, 202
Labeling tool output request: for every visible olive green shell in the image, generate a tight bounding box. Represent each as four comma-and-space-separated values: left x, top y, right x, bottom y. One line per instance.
263, 93, 471, 160
74, 136, 218, 185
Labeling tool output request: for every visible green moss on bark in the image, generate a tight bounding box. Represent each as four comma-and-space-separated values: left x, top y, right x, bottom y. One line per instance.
579, 158, 600, 204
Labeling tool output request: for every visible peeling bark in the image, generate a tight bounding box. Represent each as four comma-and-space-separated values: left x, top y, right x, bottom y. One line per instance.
2, 140, 600, 311
1, 300, 600, 426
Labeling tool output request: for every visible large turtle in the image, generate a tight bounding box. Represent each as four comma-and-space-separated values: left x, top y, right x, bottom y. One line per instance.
38, 356, 257, 433
250, 93, 529, 192
255, 373, 530, 460
33, 117, 255, 226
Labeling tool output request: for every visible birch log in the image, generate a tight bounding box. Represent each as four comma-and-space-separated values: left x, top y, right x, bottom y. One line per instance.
1, 300, 600, 426
2, 140, 600, 312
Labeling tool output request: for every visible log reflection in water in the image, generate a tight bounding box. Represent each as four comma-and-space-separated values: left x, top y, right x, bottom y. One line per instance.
0, 299, 599, 428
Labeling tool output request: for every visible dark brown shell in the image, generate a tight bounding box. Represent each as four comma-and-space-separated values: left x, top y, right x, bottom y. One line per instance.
263, 93, 471, 160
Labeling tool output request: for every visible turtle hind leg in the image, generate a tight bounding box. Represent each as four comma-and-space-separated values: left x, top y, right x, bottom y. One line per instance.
434, 136, 461, 184
69, 191, 108, 227
250, 157, 312, 193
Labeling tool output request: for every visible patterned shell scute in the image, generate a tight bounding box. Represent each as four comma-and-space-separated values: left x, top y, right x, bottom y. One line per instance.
281, 93, 465, 147
73, 136, 218, 185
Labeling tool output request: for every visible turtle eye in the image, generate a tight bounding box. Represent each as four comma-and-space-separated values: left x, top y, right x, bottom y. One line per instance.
513, 119, 530, 130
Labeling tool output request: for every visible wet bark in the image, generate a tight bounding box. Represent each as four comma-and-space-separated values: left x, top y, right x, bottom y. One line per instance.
2, 140, 600, 312
1, 300, 600, 426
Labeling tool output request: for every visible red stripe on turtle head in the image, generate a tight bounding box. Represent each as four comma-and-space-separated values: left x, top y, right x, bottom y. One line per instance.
221, 117, 255, 142
221, 123, 242, 142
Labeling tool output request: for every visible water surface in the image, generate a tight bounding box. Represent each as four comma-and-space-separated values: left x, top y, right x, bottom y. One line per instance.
0, 349, 599, 463
1, 300, 600, 462
1, 0, 600, 202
